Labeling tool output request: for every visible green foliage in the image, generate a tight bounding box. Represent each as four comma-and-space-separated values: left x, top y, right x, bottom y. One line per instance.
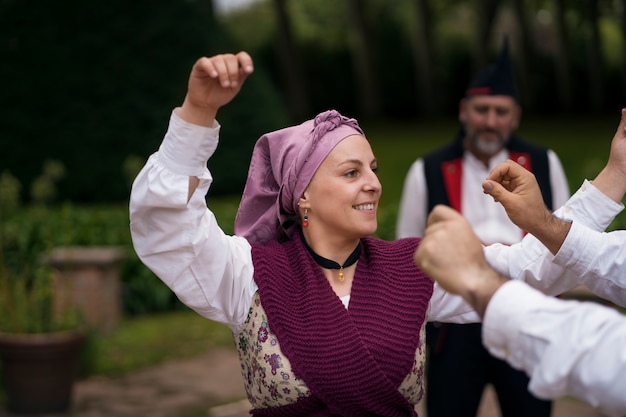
0, 263, 81, 334
0, 164, 82, 333
46, 204, 182, 315
0, 194, 245, 318
0, 0, 289, 203
4, 0, 626, 203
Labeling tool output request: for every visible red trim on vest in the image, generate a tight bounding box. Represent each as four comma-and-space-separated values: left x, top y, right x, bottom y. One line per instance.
440, 152, 533, 236
509, 151, 532, 171
441, 159, 463, 212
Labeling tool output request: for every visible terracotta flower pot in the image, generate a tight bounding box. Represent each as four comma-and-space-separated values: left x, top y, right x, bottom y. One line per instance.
0, 329, 85, 414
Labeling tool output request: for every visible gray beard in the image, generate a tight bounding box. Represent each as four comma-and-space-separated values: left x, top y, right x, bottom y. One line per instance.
469, 130, 509, 156
475, 138, 505, 155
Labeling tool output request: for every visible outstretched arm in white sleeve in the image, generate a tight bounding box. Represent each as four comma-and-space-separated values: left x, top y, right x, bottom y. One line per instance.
129, 53, 258, 333
415, 205, 626, 416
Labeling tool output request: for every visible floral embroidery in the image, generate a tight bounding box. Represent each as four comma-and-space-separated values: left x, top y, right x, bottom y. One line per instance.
238, 334, 247, 351
258, 322, 269, 343
267, 380, 281, 400
233, 292, 426, 409
265, 353, 282, 375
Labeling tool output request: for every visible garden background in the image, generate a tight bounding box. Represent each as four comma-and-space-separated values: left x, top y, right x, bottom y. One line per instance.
1, 0, 626, 386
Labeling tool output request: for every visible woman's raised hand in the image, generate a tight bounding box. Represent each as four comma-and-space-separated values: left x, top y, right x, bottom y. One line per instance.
179, 52, 254, 126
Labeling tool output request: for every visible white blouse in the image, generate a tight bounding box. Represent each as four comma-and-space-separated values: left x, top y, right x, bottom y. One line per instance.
131, 110, 626, 414
130, 111, 482, 334
131, 111, 623, 329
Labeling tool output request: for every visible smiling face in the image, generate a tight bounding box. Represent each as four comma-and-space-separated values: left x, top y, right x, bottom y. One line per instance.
299, 135, 381, 241
459, 95, 521, 163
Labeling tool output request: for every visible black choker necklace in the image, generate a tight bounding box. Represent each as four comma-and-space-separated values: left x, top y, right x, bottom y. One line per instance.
301, 232, 362, 282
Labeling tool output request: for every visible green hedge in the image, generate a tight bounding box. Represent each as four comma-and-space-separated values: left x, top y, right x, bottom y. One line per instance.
12, 197, 242, 316
1, 0, 289, 203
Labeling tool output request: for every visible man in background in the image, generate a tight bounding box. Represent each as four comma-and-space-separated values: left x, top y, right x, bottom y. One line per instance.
396, 38, 570, 417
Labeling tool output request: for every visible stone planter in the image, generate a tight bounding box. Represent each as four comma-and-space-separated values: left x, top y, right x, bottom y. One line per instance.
0, 329, 86, 414
46, 246, 126, 334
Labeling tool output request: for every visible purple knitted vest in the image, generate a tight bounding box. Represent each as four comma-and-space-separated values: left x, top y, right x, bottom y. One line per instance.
250, 233, 433, 417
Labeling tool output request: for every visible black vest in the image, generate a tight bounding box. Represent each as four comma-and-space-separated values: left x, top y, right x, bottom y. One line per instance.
423, 130, 554, 212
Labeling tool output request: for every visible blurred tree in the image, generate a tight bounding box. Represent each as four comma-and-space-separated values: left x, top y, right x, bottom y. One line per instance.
585, 0, 605, 113
511, 0, 537, 110
0, 0, 288, 202
553, 0, 575, 113
271, 0, 310, 121
220, 0, 626, 120
347, 0, 381, 117
410, 0, 440, 117
473, 0, 501, 68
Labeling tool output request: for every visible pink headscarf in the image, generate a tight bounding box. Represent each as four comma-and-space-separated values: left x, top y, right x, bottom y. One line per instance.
234, 109, 365, 245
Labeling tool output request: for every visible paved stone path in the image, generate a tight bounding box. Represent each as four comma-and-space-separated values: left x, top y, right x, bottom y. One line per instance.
0, 345, 604, 417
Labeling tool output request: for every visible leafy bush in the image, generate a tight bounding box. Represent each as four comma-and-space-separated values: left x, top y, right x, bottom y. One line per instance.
5, 195, 243, 316
0, 164, 82, 333
37, 204, 181, 315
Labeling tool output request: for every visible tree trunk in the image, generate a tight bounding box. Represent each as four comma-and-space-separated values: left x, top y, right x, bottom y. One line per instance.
474, 0, 500, 69
585, 0, 604, 113
553, 0, 573, 113
510, 0, 535, 110
272, 0, 309, 121
347, 0, 381, 118
411, 0, 438, 117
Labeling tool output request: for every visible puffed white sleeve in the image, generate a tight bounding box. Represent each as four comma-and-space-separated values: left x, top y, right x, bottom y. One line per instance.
483, 281, 626, 417
427, 283, 481, 324
129, 110, 257, 333
484, 179, 624, 296
553, 222, 626, 306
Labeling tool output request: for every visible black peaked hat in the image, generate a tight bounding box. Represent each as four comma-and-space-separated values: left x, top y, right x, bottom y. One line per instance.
465, 37, 520, 102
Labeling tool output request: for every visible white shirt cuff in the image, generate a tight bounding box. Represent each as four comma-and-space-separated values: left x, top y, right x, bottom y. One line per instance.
555, 180, 624, 231
158, 109, 221, 177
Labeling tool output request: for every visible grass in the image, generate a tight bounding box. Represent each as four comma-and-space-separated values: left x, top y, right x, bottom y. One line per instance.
83, 310, 233, 377
85, 114, 626, 377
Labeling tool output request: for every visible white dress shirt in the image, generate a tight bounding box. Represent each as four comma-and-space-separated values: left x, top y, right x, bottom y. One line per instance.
484, 281, 626, 417
484, 180, 624, 299
482, 181, 626, 416
396, 148, 570, 243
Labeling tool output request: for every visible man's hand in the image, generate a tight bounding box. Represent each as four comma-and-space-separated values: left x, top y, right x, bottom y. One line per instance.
592, 107, 626, 203
482, 160, 552, 234
414, 205, 506, 317
179, 52, 254, 126
482, 160, 571, 254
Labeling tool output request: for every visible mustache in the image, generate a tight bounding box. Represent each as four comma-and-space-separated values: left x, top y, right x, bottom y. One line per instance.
476, 128, 500, 136
471, 128, 507, 142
